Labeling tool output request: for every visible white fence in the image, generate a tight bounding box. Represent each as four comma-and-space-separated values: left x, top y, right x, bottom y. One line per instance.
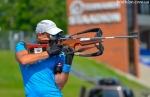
0, 31, 36, 51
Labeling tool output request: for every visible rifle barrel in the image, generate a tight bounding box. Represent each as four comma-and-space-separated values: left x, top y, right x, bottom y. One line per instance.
101, 35, 138, 39
79, 35, 138, 41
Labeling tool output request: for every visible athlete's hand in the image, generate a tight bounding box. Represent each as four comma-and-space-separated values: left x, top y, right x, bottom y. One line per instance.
47, 44, 63, 57
63, 47, 74, 65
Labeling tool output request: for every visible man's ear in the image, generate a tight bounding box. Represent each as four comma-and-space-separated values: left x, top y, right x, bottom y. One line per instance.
37, 32, 42, 38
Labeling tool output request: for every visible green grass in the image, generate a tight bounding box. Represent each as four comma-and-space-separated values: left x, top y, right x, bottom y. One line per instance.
0, 50, 149, 97
62, 75, 93, 97
0, 50, 25, 96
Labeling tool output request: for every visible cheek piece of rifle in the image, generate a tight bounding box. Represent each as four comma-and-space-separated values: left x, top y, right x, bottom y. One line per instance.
56, 28, 141, 57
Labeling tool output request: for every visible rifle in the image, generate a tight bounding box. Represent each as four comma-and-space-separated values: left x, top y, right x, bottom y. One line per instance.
22, 28, 141, 57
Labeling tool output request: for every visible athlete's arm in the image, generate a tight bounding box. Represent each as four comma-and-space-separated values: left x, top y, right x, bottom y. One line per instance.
54, 47, 74, 89
15, 42, 62, 65
15, 50, 49, 65
55, 72, 69, 89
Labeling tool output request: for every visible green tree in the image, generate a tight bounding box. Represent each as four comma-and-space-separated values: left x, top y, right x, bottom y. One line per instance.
0, 0, 67, 33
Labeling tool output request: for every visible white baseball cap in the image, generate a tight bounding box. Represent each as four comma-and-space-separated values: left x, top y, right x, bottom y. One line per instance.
35, 20, 63, 35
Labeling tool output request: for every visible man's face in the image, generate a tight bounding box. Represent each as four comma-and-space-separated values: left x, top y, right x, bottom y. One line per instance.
37, 32, 51, 40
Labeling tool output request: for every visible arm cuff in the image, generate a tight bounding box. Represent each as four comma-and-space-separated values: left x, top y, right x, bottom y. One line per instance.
62, 64, 72, 73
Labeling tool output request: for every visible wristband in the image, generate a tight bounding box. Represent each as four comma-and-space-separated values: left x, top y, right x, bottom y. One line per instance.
62, 64, 72, 73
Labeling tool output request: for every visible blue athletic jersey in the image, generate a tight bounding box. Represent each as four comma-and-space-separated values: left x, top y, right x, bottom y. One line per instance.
15, 41, 65, 97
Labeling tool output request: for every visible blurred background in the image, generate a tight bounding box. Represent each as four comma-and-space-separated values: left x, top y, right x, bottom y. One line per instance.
0, 0, 150, 97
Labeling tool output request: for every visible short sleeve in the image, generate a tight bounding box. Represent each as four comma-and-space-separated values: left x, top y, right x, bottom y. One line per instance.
15, 42, 26, 53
